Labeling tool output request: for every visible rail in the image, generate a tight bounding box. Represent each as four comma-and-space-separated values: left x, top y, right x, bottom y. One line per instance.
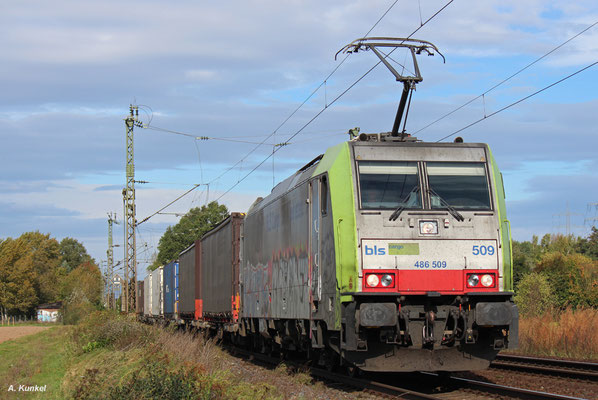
492, 354, 598, 381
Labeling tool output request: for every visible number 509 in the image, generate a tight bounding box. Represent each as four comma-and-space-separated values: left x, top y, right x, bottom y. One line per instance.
472, 245, 495, 256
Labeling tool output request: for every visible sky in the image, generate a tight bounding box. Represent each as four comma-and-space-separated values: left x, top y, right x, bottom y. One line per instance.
1, 0, 598, 279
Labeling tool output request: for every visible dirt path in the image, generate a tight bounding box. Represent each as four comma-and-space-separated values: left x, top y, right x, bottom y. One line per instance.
0, 326, 51, 344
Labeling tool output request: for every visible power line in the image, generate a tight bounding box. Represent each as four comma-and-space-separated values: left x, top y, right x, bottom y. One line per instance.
365, 0, 400, 37
213, 1, 454, 202
135, 180, 205, 186
414, 19, 598, 136
137, 184, 205, 226
434, 59, 598, 142
146, 124, 348, 143
145, 125, 277, 145
134, 0, 452, 223
194, 0, 406, 188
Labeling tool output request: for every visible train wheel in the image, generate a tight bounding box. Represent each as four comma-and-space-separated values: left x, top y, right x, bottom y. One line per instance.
323, 350, 338, 372
345, 365, 360, 378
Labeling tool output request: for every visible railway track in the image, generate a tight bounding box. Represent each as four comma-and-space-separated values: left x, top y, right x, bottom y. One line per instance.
492, 354, 598, 381
227, 346, 440, 400
225, 345, 594, 400
437, 374, 592, 400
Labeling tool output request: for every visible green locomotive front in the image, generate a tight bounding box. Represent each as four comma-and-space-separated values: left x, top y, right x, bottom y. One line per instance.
240, 133, 518, 372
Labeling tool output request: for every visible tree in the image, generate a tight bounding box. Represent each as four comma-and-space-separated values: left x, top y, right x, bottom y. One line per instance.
514, 272, 554, 317
535, 251, 598, 308
61, 261, 103, 324
59, 237, 94, 273
151, 201, 229, 269
0, 238, 38, 318
578, 227, 598, 260
512, 240, 538, 289
19, 232, 62, 304
0, 231, 98, 318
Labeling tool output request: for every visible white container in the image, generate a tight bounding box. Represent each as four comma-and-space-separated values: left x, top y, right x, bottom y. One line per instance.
151, 267, 164, 316
144, 273, 152, 316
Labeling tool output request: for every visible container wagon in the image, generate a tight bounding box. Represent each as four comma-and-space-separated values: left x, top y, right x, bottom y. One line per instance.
151, 266, 163, 317
179, 241, 200, 321
136, 281, 144, 315
192, 213, 244, 330
163, 261, 179, 319
143, 272, 152, 319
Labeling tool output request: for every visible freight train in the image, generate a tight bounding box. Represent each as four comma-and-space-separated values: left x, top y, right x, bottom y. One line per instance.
139, 132, 519, 372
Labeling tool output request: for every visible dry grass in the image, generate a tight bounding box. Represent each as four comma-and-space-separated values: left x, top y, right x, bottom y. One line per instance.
517, 308, 598, 360
153, 327, 226, 375
62, 313, 384, 399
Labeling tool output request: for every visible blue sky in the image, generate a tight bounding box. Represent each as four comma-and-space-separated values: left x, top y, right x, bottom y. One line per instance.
1, 0, 598, 279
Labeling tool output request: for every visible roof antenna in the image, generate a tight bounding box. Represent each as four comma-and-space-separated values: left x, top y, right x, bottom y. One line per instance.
336, 37, 444, 140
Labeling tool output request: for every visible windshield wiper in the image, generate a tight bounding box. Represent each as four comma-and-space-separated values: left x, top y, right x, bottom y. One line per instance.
389, 186, 420, 221
427, 188, 465, 222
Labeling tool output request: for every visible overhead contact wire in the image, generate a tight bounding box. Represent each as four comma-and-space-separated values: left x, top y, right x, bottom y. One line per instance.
137, 184, 203, 226
435, 59, 598, 142
135, 0, 406, 223
214, 0, 455, 201
415, 19, 598, 135
137, 0, 452, 223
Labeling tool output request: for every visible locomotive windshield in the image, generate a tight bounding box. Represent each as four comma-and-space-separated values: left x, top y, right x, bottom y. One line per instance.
358, 161, 421, 209
427, 162, 491, 210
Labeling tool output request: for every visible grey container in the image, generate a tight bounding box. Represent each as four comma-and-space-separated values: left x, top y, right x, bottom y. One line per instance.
199, 213, 244, 319
136, 281, 144, 315
151, 267, 163, 316
178, 241, 199, 319
143, 273, 152, 317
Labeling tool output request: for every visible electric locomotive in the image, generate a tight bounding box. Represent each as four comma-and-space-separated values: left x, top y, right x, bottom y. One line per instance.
238, 38, 517, 372
143, 37, 518, 373
239, 132, 518, 372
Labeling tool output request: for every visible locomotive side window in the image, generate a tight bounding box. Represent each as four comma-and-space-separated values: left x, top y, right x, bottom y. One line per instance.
321, 175, 328, 216
427, 162, 491, 210
358, 161, 421, 209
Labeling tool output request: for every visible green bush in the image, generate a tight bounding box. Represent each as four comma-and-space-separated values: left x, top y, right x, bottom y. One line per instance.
105, 360, 215, 400
535, 251, 598, 308
69, 311, 153, 354
514, 272, 554, 317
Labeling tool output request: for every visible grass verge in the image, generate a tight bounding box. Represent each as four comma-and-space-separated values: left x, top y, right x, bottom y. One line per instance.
517, 307, 598, 360
0, 326, 68, 399
61, 312, 325, 399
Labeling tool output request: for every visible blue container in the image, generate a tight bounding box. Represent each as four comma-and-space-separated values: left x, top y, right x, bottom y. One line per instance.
175, 262, 180, 314
163, 261, 179, 316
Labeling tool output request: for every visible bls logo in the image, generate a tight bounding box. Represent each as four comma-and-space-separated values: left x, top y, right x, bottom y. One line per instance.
364, 245, 386, 255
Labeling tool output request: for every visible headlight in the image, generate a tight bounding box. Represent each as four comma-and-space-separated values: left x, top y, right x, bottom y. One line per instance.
380, 274, 393, 287
481, 274, 494, 287
467, 274, 479, 287
419, 220, 438, 235
366, 274, 380, 287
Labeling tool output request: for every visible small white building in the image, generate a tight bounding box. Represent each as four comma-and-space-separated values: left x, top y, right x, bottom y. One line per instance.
36, 302, 62, 322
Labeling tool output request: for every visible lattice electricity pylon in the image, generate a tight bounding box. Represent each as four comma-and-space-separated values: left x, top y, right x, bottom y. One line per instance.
123, 105, 143, 313
106, 212, 119, 309
585, 202, 598, 232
